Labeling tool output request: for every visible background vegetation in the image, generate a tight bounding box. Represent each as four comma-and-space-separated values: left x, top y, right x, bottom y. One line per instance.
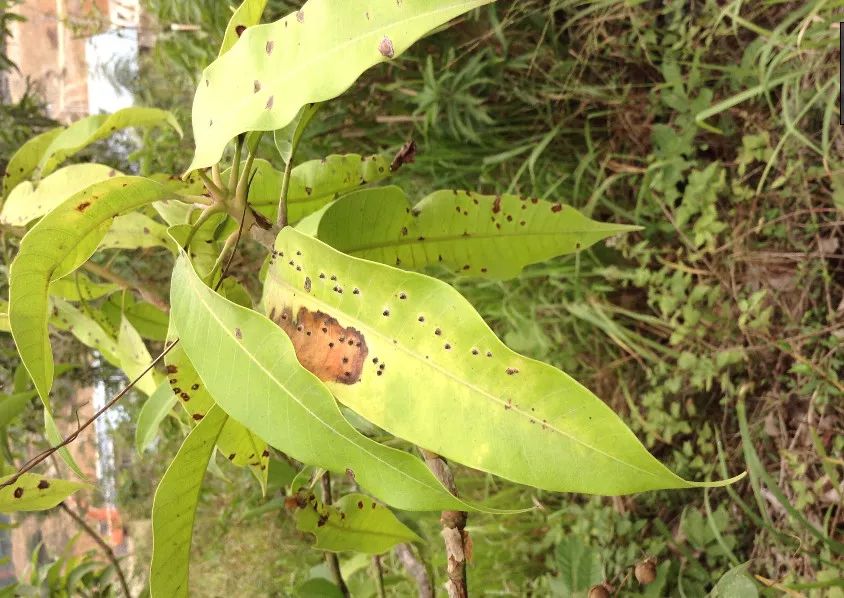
1, 0, 841, 595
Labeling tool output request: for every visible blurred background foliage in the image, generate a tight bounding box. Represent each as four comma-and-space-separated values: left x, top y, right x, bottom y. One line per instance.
1, 0, 842, 595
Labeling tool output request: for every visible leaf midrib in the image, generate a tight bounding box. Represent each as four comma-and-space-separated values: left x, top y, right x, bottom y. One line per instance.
270, 264, 660, 480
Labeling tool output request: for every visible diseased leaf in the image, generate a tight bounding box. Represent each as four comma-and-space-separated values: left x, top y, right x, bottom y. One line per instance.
233, 153, 392, 225
9, 176, 172, 401
306, 186, 640, 279
0, 473, 86, 513
101, 212, 171, 250
50, 298, 120, 365
136, 381, 178, 454
263, 229, 744, 495
164, 341, 269, 490
293, 490, 421, 554
116, 317, 160, 396
1, 126, 64, 198
188, 0, 493, 170
49, 273, 120, 302
220, 0, 268, 55
0, 164, 122, 227
150, 405, 226, 598
170, 253, 506, 512
37, 108, 182, 178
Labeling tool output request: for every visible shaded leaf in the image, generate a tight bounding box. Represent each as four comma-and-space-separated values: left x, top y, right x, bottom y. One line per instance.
101, 212, 171, 250
136, 381, 178, 454
263, 228, 744, 495
188, 0, 493, 170
9, 176, 172, 401
37, 108, 182, 178
0, 392, 37, 430
274, 103, 321, 166
0, 473, 86, 513
150, 405, 226, 598
170, 253, 500, 512
293, 490, 421, 554
51, 298, 120, 365
306, 186, 639, 279
0, 164, 122, 226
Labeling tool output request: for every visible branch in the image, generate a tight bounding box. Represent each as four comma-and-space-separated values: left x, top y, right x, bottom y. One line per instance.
373, 555, 386, 598
422, 449, 469, 598
321, 472, 350, 597
82, 262, 168, 312
395, 543, 433, 598
59, 502, 132, 598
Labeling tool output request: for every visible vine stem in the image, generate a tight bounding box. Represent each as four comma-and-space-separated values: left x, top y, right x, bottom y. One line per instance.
422, 449, 469, 598
320, 472, 350, 597
59, 502, 132, 598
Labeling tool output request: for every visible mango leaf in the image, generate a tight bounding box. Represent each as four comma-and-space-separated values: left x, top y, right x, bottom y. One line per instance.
102, 294, 170, 342
274, 103, 321, 166
233, 153, 392, 225
0, 392, 37, 430
220, 0, 268, 55
9, 176, 172, 402
306, 186, 640, 279
1, 126, 64, 198
101, 212, 171, 250
164, 341, 269, 490
49, 273, 120, 302
0, 473, 86, 513
170, 253, 505, 512
150, 405, 226, 598
50, 298, 120, 365
0, 300, 9, 332
293, 490, 421, 554
37, 108, 182, 178
0, 164, 122, 227
188, 0, 493, 171
136, 381, 178, 454
116, 316, 160, 396
263, 228, 744, 495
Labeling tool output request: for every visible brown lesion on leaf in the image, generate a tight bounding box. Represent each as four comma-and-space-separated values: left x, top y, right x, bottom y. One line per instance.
76, 201, 91, 212
272, 306, 368, 384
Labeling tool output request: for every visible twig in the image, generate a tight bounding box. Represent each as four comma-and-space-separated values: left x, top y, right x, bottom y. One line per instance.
395, 543, 434, 598
276, 154, 293, 229
82, 262, 168, 312
321, 472, 350, 597
373, 555, 386, 598
422, 449, 469, 598
59, 502, 132, 598
0, 342, 179, 492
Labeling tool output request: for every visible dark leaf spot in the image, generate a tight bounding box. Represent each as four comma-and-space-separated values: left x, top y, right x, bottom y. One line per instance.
13, 487, 23, 499
492, 196, 502, 213
235, 327, 243, 340
266, 95, 274, 110
76, 201, 91, 212
37, 480, 50, 490
193, 413, 204, 421
254, 80, 261, 93
551, 203, 563, 213
235, 24, 246, 36
266, 40, 274, 54
379, 36, 395, 58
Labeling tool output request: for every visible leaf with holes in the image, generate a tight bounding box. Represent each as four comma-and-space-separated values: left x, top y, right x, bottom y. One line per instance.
150, 405, 226, 598
0, 164, 122, 226
229, 154, 392, 225
1, 126, 64, 199
37, 108, 182, 178
305, 186, 640, 279
263, 228, 744, 495
219, 0, 268, 55
170, 253, 509, 512
136, 381, 178, 454
0, 473, 87, 513
9, 176, 172, 402
164, 341, 269, 490
188, 0, 493, 171
292, 490, 421, 554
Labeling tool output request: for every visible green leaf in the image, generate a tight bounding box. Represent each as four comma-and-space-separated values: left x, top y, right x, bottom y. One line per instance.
0, 164, 122, 227
553, 537, 603, 595
116, 316, 160, 396
1, 126, 64, 199
0, 392, 37, 430
102, 294, 170, 342
49, 273, 120, 302
0, 473, 86, 512
37, 108, 182, 178
101, 212, 171, 250
136, 381, 178, 454
263, 228, 744, 495
306, 186, 640, 279
294, 578, 344, 598
293, 490, 421, 554
150, 405, 226, 598
188, 0, 493, 171
709, 563, 759, 598
164, 342, 269, 489
235, 153, 392, 225
170, 253, 500, 512
274, 103, 321, 166
219, 0, 268, 56
9, 176, 171, 402
0, 301, 9, 333
50, 298, 120, 365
